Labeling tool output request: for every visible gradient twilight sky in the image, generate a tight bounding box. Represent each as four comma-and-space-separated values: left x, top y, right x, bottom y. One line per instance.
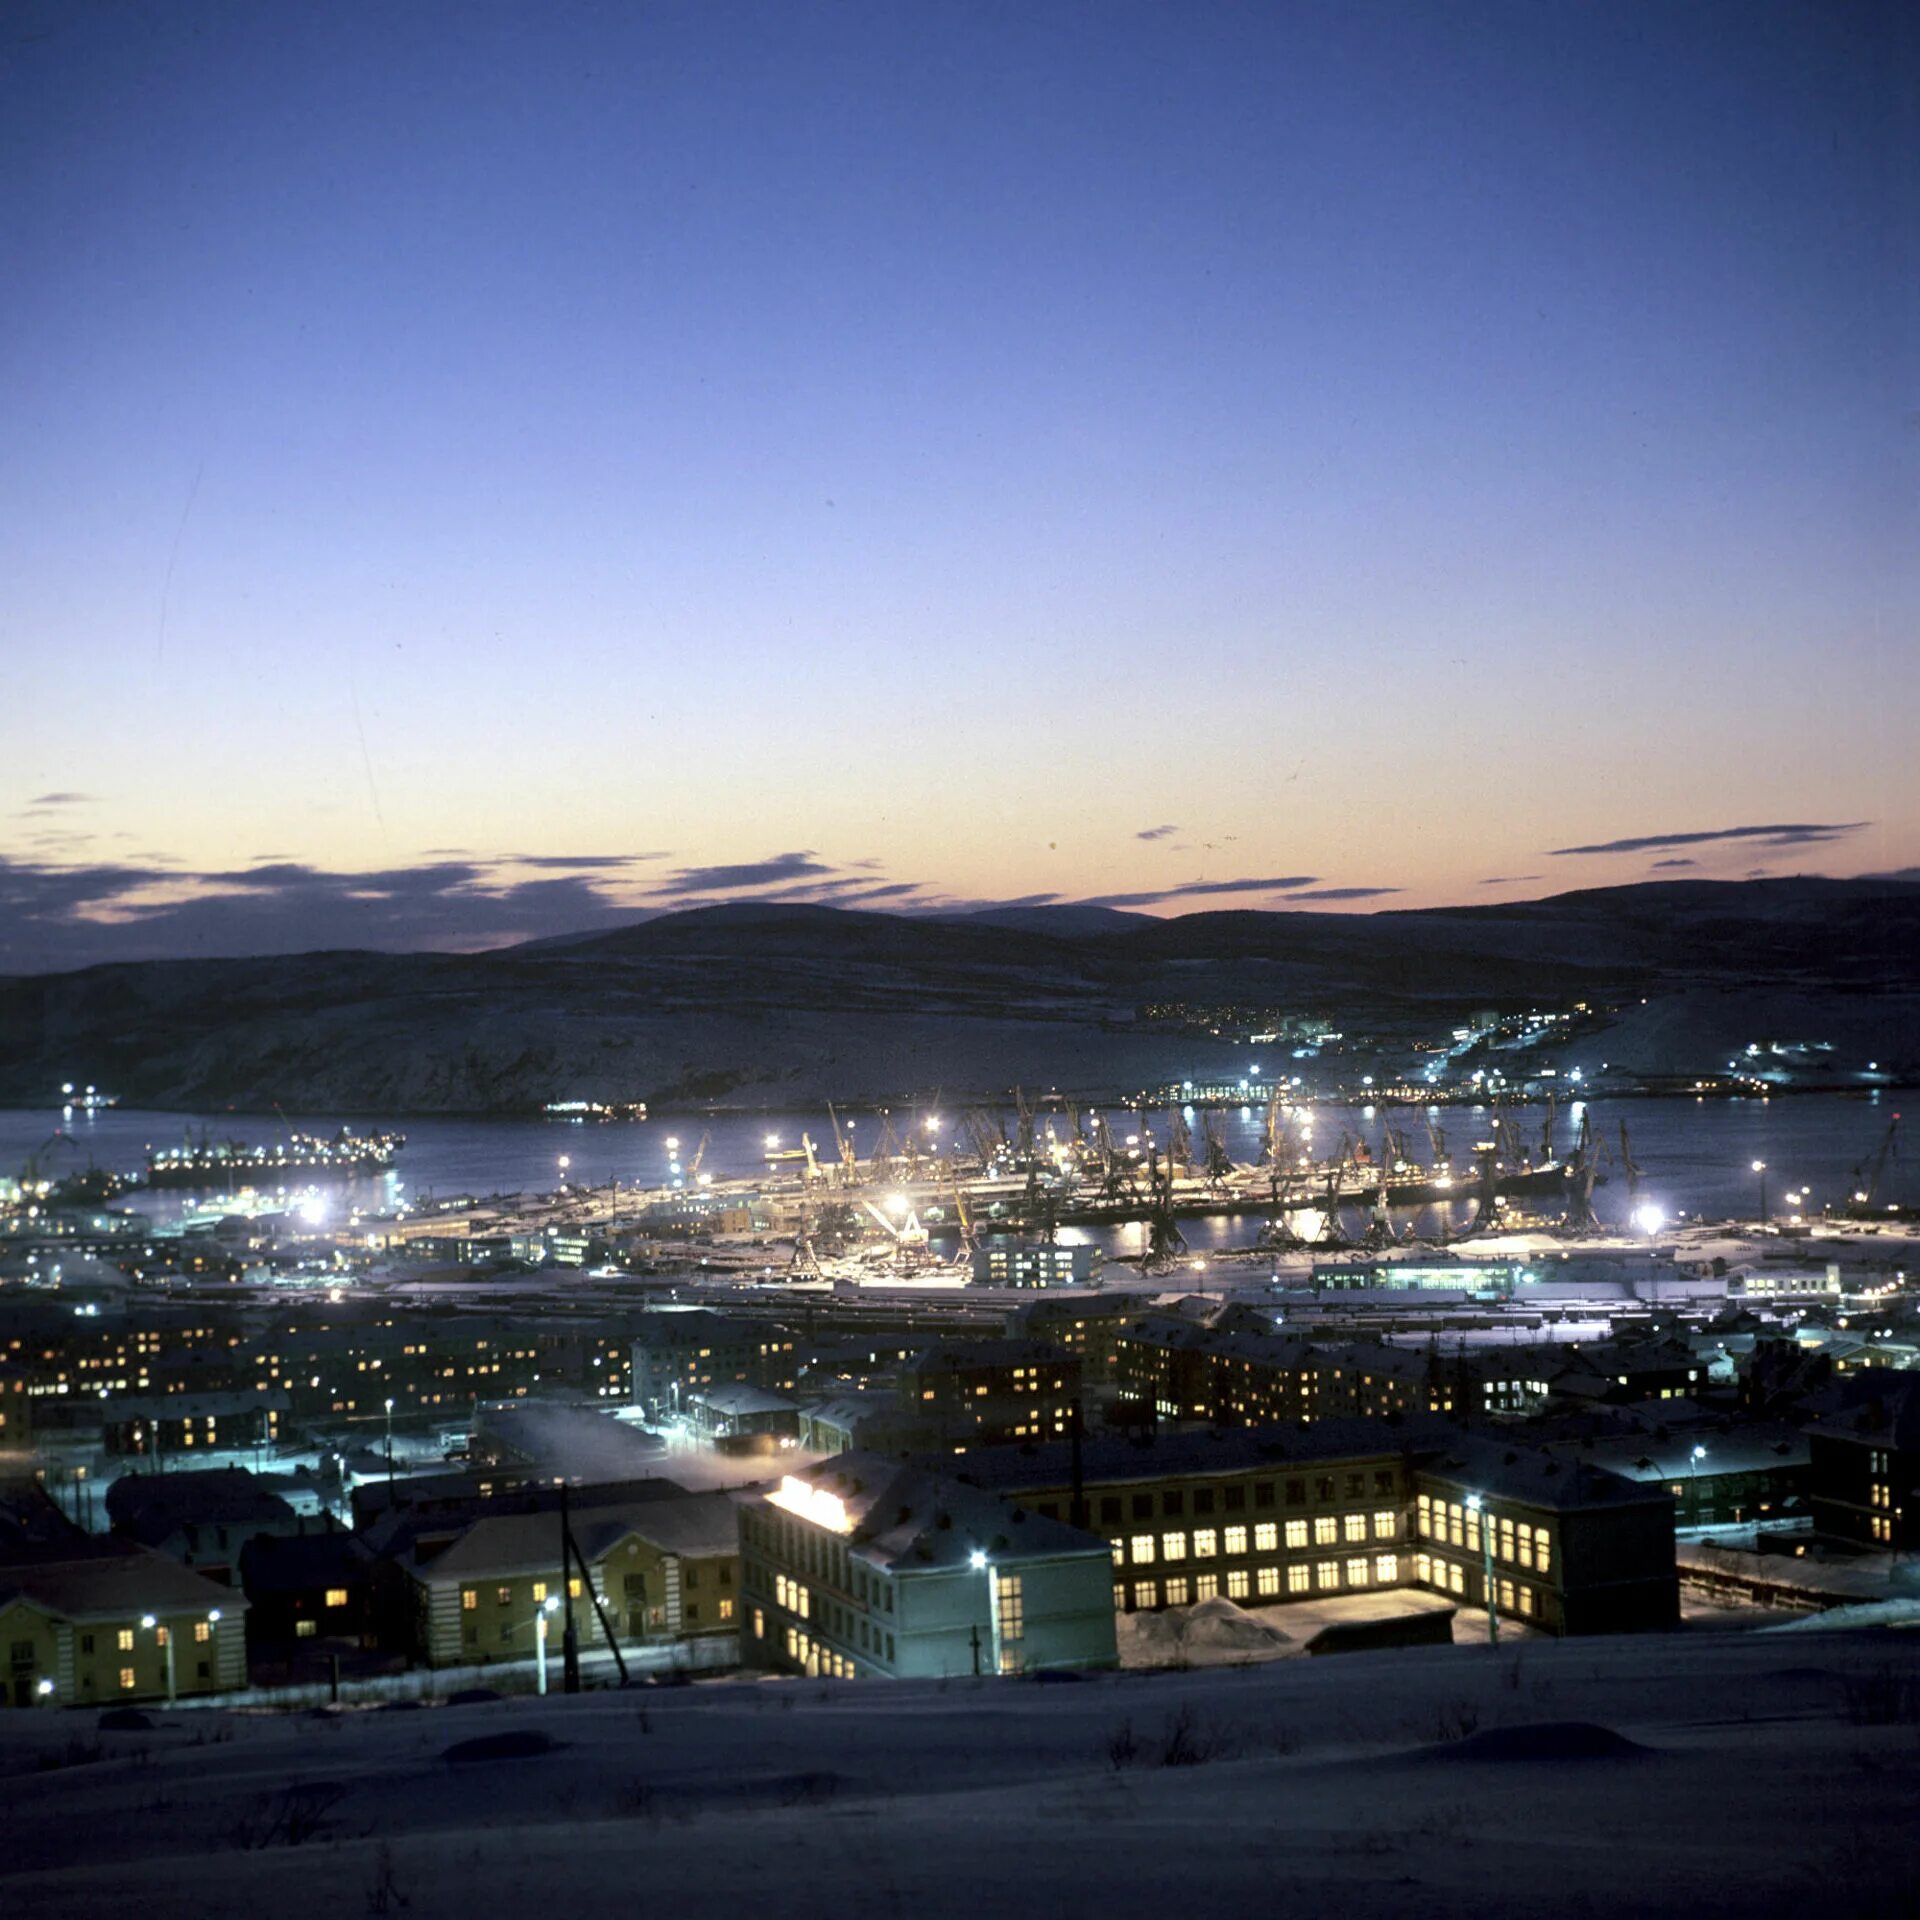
2, 1, 1916, 968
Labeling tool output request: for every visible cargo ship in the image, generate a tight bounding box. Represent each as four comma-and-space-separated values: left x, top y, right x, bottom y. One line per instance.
144, 1128, 404, 1189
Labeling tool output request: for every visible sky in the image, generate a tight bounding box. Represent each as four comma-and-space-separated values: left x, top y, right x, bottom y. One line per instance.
2, 0, 1916, 969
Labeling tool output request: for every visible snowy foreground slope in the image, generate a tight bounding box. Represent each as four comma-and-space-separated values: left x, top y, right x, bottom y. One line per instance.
3, 1629, 1917, 1920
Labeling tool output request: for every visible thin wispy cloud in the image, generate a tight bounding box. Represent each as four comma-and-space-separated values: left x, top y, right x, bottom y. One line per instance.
25, 791, 95, 808
1650, 857, 1698, 870
1285, 886, 1401, 902
654, 850, 835, 896
1478, 875, 1541, 886
1549, 822, 1867, 857
1078, 874, 1320, 909
1135, 824, 1179, 841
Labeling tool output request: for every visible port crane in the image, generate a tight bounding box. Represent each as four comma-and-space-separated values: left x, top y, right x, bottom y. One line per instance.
1847, 1114, 1903, 1217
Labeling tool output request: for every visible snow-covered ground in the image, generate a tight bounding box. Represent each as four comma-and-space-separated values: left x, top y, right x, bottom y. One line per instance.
2, 1625, 1915, 1919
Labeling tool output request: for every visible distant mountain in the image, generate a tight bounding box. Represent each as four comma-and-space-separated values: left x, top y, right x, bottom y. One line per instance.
943, 905, 1154, 937
0, 877, 1912, 1114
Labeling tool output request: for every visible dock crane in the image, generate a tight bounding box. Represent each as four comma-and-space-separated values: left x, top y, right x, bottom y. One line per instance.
827, 1105, 860, 1188
688, 1131, 710, 1177
1617, 1121, 1642, 1209
1847, 1114, 1903, 1218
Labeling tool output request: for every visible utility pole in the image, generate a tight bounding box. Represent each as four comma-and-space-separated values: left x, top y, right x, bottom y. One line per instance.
559, 1483, 581, 1693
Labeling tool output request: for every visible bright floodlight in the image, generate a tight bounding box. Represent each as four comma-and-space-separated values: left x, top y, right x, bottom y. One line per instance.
888, 1193, 908, 1216
1752, 1159, 1766, 1173
208, 1609, 222, 1623
1691, 1446, 1707, 1463
141, 1614, 157, 1629
765, 1133, 780, 1150
544, 1595, 561, 1613
925, 1115, 940, 1132
1633, 1203, 1666, 1236
297, 1193, 327, 1227
36, 1678, 53, 1696
968, 1549, 989, 1570
665, 1135, 680, 1151
558, 1154, 570, 1170
1463, 1494, 1482, 1515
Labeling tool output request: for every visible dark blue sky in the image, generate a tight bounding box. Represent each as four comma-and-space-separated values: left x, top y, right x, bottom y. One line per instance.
1, 1, 1914, 966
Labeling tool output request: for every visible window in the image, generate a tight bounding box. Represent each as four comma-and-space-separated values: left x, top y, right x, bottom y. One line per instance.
1283, 1479, 1304, 1506
568, 1576, 583, 1599
1193, 1529, 1218, 1559
1226, 1569, 1250, 1599
996, 1574, 1024, 1641
1223, 1525, 1248, 1556
1161, 1531, 1187, 1562
1283, 1518, 1307, 1550
117, 1628, 134, 1652
324, 1588, 349, 1609
1342, 1513, 1367, 1544
1372, 1510, 1396, 1540
496, 1585, 512, 1607
1255, 1481, 1276, 1509
1313, 1516, 1337, 1546
531, 1581, 548, 1603
1162, 1491, 1184, 1517
752, 1607, 766, 1640
194, 1621, 211, 1643
1164, 1576, 1190, 1607
1099, 1495, 1121, 1523
685, 1566, 700, 1589
1287, 1564, 1310, 1594
1194, 1573, 1218, 1601
1536, 1533, 1551, 1576
1110, 1539, 1126, 1566
1257, 1566, 1282, 1597
1194, 1489, 1215, 1515
1315, 1561, 1340, 1591
1346, 1557, 1369, 1588
1132, 1494, 1153, 1519
1133, 1580, 1158, 1610
1375, 1554, 1398, 1584
1417, 1493, 1432, 1538
1130, 1533, 1156, 1566
719, 1598, 734, 1622
1223, 1485, 1245, 1512
120, 1667, 136, 1691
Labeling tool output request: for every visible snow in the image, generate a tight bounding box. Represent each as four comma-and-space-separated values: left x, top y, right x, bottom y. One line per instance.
2, 1626, 1916, 1918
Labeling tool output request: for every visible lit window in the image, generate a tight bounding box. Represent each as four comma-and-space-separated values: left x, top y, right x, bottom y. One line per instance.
296, 1619, 317, 1638
117, 1629, 134, 1652
1133, 1579, 1158, 1610
1316, 1560, 1340, 1590
719, 1598, 734, 1622
461, 1589, 477, 1612
1313, 1516, 1337, 1546
1161, 1531, 1187, 1562
1223, 1525, 1248, 1556
1282, 1518, 1307, 1550
1164, 1576, 1190, 1607
1226, 1568, 1250, 1599
1374, 1554, 1398, 1584
1192, 1529, 1217, 1559
324, 1588, 348, 1609
1342, 1513, 1366, 1544
568, 1577, 583, 1599
1287, 1564, 1310, 1594
1372, 1510, 1396, 1540
194, 1622, 211, 1643
531, 1581, 548, 1603
1130, 1534, 1156, 1566
1345, 1557, 1369, 1587
119, 1667, 136, 1690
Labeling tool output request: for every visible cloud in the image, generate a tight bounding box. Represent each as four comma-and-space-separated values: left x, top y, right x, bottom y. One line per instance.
1649, 857, 1698, 870
1283, 886, 1402, 902
1478, 875, 1541, 885
1548, 822, 1867, 857
1134, 824, 1179, 841
506, 853, 669, 870
25, 792, 94, 808
0, 853, 648, 973
1077, 874, 1320, 909
654, 850, 835, 896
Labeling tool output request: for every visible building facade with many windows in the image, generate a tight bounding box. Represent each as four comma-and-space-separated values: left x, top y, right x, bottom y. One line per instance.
739, 1455, 1116, 1679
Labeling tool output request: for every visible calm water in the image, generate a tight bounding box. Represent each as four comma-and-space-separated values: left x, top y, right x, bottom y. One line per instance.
3, 1093, 1907, 1255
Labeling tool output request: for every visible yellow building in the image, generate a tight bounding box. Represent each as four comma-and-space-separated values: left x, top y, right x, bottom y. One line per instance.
0, 1545, 247, 1707
402, 1489, 741, 1668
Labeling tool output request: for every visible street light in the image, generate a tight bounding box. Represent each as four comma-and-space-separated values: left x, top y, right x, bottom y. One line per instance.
1752, 1160, 1768, 1224
968, 1548, 1003, 1676
139, 1613, 176, 1705
1462, 1496, 1498, 1648
384, 1396, 396, 1490
535, 1593, 561, 1695
1689, 1445, 1708, 1525
557, 1154, 571, 1189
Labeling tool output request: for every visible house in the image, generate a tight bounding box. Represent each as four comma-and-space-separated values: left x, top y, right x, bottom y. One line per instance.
1806, 1375, 1920, 1550
396, 1486, 741, 1668
739, 1453, 1117, 1679
894, 1339, 1082, 1447
239, 1524, 378, 1657
0, 1542, 247, 1707
105, 1466, 301, 1585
